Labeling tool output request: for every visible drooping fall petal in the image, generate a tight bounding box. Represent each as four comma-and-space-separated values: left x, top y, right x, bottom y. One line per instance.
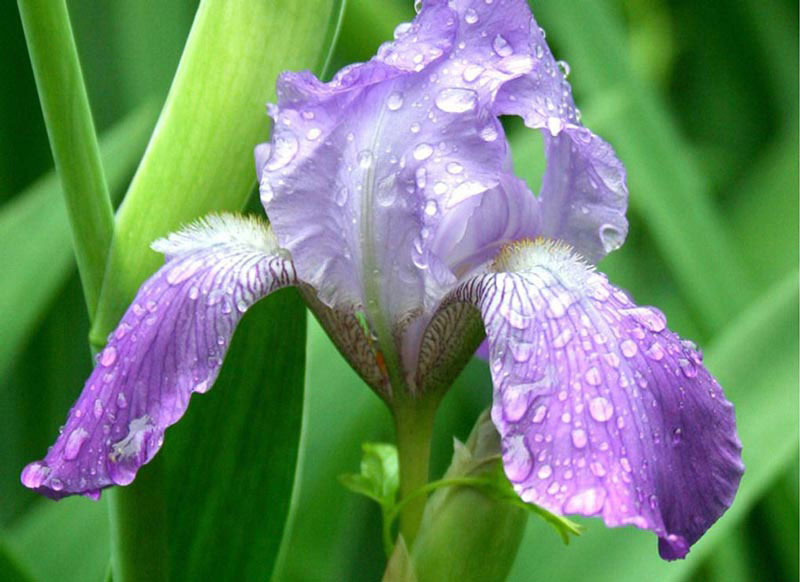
22, 215, 296, 499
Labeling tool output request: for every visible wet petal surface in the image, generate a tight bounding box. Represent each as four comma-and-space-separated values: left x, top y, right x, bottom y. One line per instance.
446, 240, 743, 559
21, 215, 296, 499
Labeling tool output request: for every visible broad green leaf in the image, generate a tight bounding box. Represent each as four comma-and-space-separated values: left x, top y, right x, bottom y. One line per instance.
0, 275, 92, 524
0, 104, 155, 379
730, 136, 798, 291
533, 0, 749, 332
275, 318, 392, 582
0, 536, 34, 582
508, 271, 799, 582
5, 496, 110, 582
92, 0, 344, 349
163, 288, 307, 581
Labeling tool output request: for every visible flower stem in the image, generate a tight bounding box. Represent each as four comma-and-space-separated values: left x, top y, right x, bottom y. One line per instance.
17, 0, 114, 318
392, 397, 438, 547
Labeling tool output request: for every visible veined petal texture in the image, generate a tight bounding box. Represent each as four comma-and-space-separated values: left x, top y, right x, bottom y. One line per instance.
256, 0, 627, 345
445, 240, 743, 559
21, 215, 296, 499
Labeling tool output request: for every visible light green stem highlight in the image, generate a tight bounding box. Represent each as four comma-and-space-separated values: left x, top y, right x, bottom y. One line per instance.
17, 0, 115, 318
393, 398, 438, 548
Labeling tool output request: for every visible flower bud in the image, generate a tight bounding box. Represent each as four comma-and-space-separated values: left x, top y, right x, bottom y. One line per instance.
410, 410, 527, 582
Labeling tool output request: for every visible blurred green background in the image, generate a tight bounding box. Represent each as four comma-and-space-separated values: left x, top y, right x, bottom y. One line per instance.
1, 0, 797, 581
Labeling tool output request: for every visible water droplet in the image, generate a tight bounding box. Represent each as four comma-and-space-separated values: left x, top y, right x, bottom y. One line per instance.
571, 429, 590, 450
620, 339, 638, 358
462, 64, 484, 82
188, 286, 199, 300
64, 428, 89, 460
435, 87, 478, 113
357, 149, 374, 168
557, 59, 571, 78
413, 143, 433, 160
553, 328, 573, 348
94, 399, 104, 419
503, 435, 533, 481
50, 478, 64, 491
672, 427, 683, 445
100, 346, 117, 367
502, 383, 534, 422
678, 358, 698, 378
537, 464, 552, 479
589, 397, 614, 422
394, 22, 412, 39
492, 34, 513, 57
414, 0, 422, 13
447, 180, 485, 207
464, 7, 479, 23
479, 123, 499, 142
335, 186, 348, 206
584, 367, 602, 386
117, 393, 128, 409
546, 116, 564, 136
600, 224, 624, 253
305, 127, 322, 140
564, 487, 606, 515
266, 134, 298, 171
446, 161, 464, 174
410, 122, 421, 134
498, 54, 534, 75
620, 457, 632, 472
532, 404, 547, 423
424, 199, 439, 217
621, 307, 667, 332
415, 167, 427, 189
645, 342, 665, 361
433, 181, 448, 195
387, 91, 404, 111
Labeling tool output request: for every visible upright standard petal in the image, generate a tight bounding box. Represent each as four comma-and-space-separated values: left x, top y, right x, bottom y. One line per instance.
21, 215, 297, 499
443, 239, 743, 559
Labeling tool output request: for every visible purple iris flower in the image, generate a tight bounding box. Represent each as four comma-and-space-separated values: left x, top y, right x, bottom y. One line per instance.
22, 0, 742, 561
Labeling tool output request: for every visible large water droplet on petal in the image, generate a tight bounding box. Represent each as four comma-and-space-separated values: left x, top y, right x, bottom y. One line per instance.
387, 91, 404, 111
462, 64, 484, 82
600, 224, 624, 253
564, 487, 607, 515
621, 307, 667, 333
492, 34, 514, 57
589, 396, 614, 422
435, 88, 478, 113
99, 346, 117, 367
265, 134, 298, 171
571, 428, 587, 448
413, 143, 433, 161
64, 428, 90, 461
447, 180, 485, 207
503, 435, 533, 482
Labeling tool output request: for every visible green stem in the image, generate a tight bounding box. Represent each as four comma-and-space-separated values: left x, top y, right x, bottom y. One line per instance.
392, 398, 437, 548
17, 0, 114, 318
107, 458, 170, 582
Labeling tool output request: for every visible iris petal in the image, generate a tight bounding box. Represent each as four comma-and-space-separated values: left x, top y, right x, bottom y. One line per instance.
21, 215, 296, 499
444, 240, 743, 559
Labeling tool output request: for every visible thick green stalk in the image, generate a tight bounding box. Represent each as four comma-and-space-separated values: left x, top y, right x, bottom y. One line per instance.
17, 0, 114, 317
393, 397, 438, 547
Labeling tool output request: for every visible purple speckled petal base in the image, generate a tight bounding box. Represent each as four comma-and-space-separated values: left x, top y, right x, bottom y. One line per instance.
21, 215, 296, 500
448, 240, 743, 559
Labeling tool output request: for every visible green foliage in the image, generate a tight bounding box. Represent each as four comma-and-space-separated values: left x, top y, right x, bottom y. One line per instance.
1, 0, 797, 581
